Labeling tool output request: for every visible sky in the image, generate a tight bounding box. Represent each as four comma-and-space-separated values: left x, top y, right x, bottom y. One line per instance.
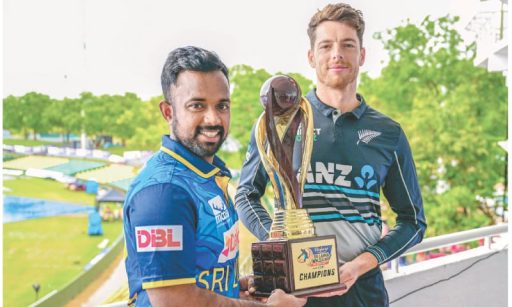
4, 0, 484, 100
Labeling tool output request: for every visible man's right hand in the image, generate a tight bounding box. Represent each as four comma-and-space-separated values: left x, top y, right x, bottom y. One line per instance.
266, 289, 307, 307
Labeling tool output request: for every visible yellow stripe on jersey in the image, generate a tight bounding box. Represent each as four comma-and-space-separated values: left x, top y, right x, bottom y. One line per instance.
160, 147, 219, 178
142, 278, 196, 289
214, 175, 230, 204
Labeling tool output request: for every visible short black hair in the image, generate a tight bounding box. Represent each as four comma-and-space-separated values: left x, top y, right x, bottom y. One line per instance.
161, 46, 229, 102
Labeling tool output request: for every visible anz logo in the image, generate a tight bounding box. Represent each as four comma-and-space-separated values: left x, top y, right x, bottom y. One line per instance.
306, 162, 352, 187
305, 162, 377, 190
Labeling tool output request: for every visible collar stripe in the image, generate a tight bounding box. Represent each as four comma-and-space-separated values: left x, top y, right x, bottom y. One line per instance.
160, 146, 220, 178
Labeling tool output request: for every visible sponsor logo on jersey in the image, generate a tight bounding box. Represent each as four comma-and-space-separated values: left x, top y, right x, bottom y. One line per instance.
218, 222, 239, 263
306, 162, 353, 187
136, 225, 183, 252
208, 195, 230, 224
296, 125, 322, 142
357, 129, 381, 145
355, 165, 377, 189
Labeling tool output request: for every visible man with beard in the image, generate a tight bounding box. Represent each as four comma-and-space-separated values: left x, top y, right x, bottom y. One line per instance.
123, 46, 306, 307
235, 4, 427, 307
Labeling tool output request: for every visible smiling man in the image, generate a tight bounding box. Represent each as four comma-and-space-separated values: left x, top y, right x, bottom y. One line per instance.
236, 4, 427, 307
123, 46, 306, 307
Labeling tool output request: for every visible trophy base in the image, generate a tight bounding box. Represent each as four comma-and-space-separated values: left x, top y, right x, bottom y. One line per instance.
252, 235, 343, 297
254, 281, 347, 298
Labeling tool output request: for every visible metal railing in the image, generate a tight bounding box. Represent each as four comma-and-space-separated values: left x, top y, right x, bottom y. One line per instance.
389, 223, 508, 273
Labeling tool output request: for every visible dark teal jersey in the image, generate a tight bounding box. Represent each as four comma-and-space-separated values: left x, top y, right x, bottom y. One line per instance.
236, 90, 426, 265
124, 136, 239, 306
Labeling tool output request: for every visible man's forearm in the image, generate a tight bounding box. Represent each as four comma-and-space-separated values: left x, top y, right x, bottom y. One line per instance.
365, 220, 424, 264
347, 252, 378, 276
235, 189, 272, 241
148, 284, 265, 307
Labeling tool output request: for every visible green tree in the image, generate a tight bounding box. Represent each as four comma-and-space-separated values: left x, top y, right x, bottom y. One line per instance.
82, 92, 112, 147
229, 65, 272, 164
360, 16, 508, 236
110, 93, 144, 146
42, 98, 62, 137
61, 97, 85, 142
18, 92, 52, 139
3, 95, 23, 135
44, 97, 83, 143
128, 96, 167, 151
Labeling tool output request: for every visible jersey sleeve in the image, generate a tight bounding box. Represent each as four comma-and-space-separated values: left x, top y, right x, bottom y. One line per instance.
365, 129, 427, 264
126, 183, 198, 289
235, 125, 273, 241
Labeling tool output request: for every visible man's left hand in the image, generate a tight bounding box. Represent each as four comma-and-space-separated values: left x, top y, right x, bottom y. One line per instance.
337, 260, 360, 293
309, 252, 378, 298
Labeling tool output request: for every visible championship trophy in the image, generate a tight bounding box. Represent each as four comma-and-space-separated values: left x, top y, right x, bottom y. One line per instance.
251, 75, 345, 296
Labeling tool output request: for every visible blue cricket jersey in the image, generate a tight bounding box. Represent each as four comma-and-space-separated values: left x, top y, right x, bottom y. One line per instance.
124, 136, 239, 306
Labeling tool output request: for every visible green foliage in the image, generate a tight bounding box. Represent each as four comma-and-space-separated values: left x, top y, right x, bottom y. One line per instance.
229, 65, 271, 163
83, 92, 120, 143
128, 96, 168, 151
426, 187, 492, 236
3, 95, 23, 134
6, 92, 53, 139
360, 15, 507, 235
110, 93, 145, 145
44, 97, 83, 143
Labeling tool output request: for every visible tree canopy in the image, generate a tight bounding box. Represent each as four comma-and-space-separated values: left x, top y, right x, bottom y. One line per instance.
360, 16, 507, 236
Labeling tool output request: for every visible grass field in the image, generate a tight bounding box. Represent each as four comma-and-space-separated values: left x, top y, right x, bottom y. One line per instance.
4, 177, 96, 205
4, 216, 123, 307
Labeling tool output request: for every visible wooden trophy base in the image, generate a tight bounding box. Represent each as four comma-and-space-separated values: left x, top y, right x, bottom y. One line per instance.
252, 235, 345, 297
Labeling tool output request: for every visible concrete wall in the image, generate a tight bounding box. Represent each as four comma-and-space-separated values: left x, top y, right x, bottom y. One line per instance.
385, 247, 508, 307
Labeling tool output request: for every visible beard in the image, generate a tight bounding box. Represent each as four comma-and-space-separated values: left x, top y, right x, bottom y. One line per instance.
319, 63, 360, 90
172, 119, 226, 159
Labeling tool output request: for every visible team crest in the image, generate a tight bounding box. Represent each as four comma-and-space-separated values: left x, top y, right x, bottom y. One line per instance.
208, 195, 230, 223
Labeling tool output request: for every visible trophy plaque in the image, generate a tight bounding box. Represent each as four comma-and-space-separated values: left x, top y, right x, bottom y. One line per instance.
251, 75, 346, 297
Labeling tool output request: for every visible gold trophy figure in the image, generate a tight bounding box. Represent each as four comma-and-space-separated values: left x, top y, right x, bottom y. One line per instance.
251, 75, 345, 296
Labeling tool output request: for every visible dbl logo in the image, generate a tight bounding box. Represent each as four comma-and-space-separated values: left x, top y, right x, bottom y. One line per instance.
218, 222, 239, 263
136, 225, 183, 252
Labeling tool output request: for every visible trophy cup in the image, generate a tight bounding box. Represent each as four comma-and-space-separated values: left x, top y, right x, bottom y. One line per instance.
251, 75, 345, 296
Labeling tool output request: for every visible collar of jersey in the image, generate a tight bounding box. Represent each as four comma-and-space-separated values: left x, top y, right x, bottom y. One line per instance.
160, 135, 230, 179
306, 89, 368, 120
